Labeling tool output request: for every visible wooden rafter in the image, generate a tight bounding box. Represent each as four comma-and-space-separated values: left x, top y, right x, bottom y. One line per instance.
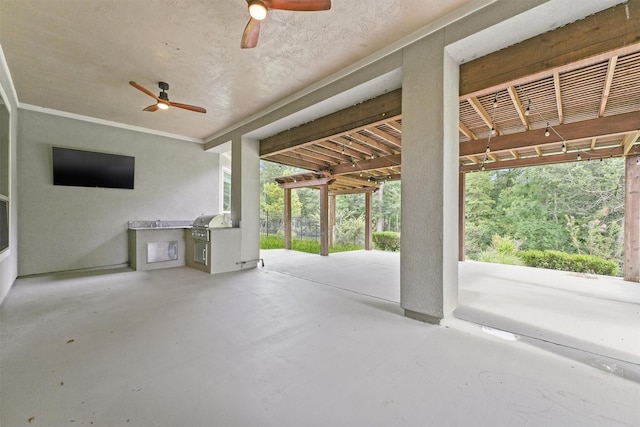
364, 127, 402, 149
459, 120, 477, 140
331, 154, 401, 175
467, 96, 501, 135
553, 72, 564, 124
622, 131, 640, 155
507, 86, 530, 131
599, 55, 618, 117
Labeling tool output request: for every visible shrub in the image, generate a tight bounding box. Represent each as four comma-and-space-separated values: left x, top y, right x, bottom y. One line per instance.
477, 250, 524, 266
372, 232, 400, 252
518, 250, 618, 276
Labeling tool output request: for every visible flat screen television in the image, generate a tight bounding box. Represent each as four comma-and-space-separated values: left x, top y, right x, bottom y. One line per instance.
52, 147, 135, 189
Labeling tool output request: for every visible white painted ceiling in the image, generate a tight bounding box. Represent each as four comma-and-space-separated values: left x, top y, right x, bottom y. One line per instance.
0, 0, 473, 141
0, 0, 626, 143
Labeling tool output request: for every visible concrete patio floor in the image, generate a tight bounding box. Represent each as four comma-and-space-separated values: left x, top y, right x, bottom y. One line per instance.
261, 249, 640, 369
0, 250, 638, 426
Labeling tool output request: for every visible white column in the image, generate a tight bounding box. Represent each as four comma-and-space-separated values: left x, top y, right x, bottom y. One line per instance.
231, 135, 260, 265
400, 32, 459, 323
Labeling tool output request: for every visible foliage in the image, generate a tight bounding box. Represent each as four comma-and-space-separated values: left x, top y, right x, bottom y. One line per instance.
465, 159, 624, 269
336, 213, 365, 245
373, 231, 401, 252
472, 235, 523, 265
261, 182, 302, 215
259, 235, 363, 254
518, 250, 618, 276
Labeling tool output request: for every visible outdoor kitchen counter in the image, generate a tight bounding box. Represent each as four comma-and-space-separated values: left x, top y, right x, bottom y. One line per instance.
128, 220, 192, 271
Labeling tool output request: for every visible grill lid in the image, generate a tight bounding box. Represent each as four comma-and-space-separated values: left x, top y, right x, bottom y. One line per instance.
192, 213, 231, 229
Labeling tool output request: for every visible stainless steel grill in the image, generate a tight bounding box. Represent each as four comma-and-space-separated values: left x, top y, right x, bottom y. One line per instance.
191, 214, 231, 267
191, 213, 231, 242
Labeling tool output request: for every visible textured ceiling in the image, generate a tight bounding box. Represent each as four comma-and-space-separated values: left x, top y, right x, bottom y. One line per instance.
0, 0, 472, 141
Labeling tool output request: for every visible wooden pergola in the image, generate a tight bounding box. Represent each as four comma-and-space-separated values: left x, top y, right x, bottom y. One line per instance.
261, 3, 640, 281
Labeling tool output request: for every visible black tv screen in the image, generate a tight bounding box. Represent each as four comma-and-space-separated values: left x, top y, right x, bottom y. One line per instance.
52, 147, 135, 189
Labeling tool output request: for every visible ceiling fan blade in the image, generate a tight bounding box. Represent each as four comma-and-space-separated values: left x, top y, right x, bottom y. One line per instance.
170, 102, 207, 114
130, 81, 159, 100
241, 17, 260, 49
143, 104, 159, 112
265, 0, 331, 11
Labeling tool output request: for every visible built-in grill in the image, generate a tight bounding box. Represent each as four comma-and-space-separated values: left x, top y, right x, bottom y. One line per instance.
191, 214, 232, 266
191, 214, 231, 242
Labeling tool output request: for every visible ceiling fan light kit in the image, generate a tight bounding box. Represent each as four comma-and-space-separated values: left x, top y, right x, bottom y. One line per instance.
129, 81, 206, 114
241, 0, 332, 49
248, 0, 268, 20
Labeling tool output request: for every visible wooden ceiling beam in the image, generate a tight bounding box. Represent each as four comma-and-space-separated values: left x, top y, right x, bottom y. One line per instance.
330, 187, 378, 196
460, 110, 640, 157
320, 140, 368, 161
348, 133, 395, 155
331, 154, 401, 175
260, 89, 402, 156
278, 177, 335, 189
461, 145, 640, 173
264, 154, 323, 171
334, 136, 375, 157
460, 2, 640, 98
364, 127, 402, 149
303, 144, 352, 163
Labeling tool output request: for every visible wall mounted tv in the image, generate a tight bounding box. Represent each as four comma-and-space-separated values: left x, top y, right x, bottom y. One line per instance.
52, 147, 135, 189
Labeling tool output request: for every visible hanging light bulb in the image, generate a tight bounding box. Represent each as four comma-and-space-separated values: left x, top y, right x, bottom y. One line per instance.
524, 100, 531, 116
491, 127, 496, 136
545, 126, 550, 137
577, 153, 582, 161
562, 143, 567, 153
352, 162, 356, 168
481, 165, 486, 171
486, 146, 491, 154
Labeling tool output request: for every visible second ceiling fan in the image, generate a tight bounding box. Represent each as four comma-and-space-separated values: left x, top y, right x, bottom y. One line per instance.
241, 0, 331, 49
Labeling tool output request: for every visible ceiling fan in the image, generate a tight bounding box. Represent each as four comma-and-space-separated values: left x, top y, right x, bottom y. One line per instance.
241, 0, 331, 49
129, 81, 206, 114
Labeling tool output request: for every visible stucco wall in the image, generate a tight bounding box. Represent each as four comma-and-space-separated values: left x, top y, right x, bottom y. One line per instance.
0, 45, 18, 305
17, 110, 220, 276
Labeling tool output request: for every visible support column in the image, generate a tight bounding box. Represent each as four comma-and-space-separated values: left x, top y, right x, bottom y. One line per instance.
329, 194, 336, 248
231, 135, 260, 265
459, 172, 466, 261
365, 190, 373, 251
400, 32, 459, 324
624, 155, 640, 282
284, 187, 292, 250
320, 184, 329, 256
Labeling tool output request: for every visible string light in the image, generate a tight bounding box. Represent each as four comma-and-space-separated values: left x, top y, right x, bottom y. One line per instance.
577, 152, 582, 161
562, 143, 567, 153
545, 123, 550, 137
524, 99, 531, 116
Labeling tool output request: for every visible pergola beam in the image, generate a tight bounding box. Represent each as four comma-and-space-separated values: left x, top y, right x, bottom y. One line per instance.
459, 2, 640, 98
461, 145, 640, 172
260, 89, 402, 157
278, 177, 335, 189
599, 56, 618, 117
330, 154, 401, 175
460, 111, 640, 158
